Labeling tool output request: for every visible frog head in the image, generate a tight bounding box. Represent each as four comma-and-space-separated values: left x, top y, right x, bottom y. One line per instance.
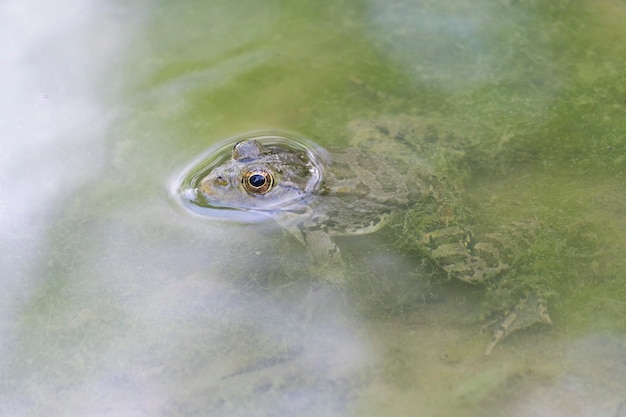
199, 139, 322, 211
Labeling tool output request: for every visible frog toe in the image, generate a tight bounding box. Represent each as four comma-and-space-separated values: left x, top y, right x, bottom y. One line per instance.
484, 294, 552, 355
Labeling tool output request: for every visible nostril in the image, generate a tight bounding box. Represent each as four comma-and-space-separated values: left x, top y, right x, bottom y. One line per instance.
216, 176, 228, 186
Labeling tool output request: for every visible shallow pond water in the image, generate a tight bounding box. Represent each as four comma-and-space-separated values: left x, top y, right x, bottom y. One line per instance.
1, 0, 625, 416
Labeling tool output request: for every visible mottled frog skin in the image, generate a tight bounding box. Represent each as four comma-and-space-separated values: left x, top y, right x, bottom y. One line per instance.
195, 116, 552, 353
199, 125, 428, 264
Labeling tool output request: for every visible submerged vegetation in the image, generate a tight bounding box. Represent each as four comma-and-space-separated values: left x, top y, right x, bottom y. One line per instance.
129, 0, 626, 343
4, 0, 624, 415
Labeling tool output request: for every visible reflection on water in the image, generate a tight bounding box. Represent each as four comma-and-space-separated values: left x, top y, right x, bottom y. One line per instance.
0, 0, 108, 294
1, 0, 625, 416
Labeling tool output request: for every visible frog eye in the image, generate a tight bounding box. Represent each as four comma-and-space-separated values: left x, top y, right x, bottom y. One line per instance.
242, 169, 274, 194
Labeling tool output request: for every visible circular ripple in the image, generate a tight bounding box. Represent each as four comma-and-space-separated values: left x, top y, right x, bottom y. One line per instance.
175, 131, 327, 222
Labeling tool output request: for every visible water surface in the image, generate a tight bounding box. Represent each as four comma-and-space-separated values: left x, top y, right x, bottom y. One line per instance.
2, 0, 625, 416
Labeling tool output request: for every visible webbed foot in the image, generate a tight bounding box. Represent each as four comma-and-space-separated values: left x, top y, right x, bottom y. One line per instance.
483, 294, 552, 355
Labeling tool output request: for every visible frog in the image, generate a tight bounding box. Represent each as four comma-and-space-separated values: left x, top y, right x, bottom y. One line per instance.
191, 115, 553, 354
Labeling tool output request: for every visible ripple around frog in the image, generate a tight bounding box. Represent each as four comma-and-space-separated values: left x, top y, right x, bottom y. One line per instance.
176, 131, 327, 223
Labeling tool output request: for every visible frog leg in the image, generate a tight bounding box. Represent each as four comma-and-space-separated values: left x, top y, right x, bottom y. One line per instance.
421, 226, 511, 284
301, 229, 350, 285
483, 294, 552, 355
277, 210, 348, 285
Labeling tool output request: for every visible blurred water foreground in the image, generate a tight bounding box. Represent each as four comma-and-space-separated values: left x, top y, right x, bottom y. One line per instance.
1, 0, 624, 416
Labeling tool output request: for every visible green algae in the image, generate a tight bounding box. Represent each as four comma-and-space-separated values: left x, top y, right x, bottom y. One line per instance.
130, 0, 626, 414
124, 0, 626, 368
5, 0, 625, 416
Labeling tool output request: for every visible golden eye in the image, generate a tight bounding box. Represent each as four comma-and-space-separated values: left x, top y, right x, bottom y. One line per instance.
242, 170, 274, 194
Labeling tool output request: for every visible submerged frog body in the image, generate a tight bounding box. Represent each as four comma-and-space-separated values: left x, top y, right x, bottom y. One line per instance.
188, 116, 552, 354
199, 132, 427, 260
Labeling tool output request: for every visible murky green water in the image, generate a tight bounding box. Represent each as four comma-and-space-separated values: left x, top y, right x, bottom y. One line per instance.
2, 0, 625, 416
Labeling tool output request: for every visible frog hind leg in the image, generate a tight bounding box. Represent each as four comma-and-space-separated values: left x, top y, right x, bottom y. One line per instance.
483, 293, 552, 355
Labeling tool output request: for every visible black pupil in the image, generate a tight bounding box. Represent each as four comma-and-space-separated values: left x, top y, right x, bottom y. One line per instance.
249, 173, 266, 187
